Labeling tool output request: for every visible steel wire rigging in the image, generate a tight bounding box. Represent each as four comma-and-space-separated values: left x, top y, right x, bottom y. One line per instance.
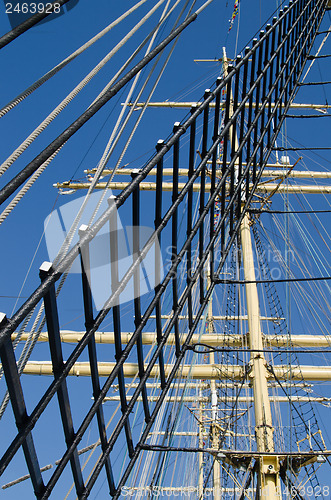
0, 0, 330, 498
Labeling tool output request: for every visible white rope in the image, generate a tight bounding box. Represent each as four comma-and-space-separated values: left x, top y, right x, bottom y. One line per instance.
0, 302, 46, 417
88, 0, 176, 189
133, 206, 205, 491
0, 0, 176, 419
89, 0, 179, 107
194, 0, 215, 16
0, 0, 216, 428
0, 145, 65, 225
0, 0, 150, 119
0, 0, 173, 225
51, 0, 172, 269
87, 0, 198, 226
84, 0, 182, 189
268, 211, 330, 336
0, 0, 166, 178
0, 201, 59, 392
0, 1, 183, 415
87, 0, 185, 226
46, 0, 181, 267
0, 268, 72, 418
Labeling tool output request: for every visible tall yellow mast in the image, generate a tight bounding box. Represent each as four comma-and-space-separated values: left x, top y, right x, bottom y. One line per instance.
240, 211, 281, 498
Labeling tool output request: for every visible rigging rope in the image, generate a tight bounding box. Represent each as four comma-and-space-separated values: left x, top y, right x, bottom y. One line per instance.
251, 220, 327, 494
0, 146, 65, 225
300, 23, 331, 85
0, 0, 71, 49
0, 0, 150, 119
0, 0, 167, 179
51, 0, 186, 266
87, 0, 188, 226
0, 7, 201, 206
253, 220, 327, 443
85, 0, 183, 226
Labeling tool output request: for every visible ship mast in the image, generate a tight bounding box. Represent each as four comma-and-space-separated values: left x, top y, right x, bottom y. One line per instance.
0, 0, 330, 497
240, 211, 280, 498
48, 43, 330, 500
225, 43, 280, 497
